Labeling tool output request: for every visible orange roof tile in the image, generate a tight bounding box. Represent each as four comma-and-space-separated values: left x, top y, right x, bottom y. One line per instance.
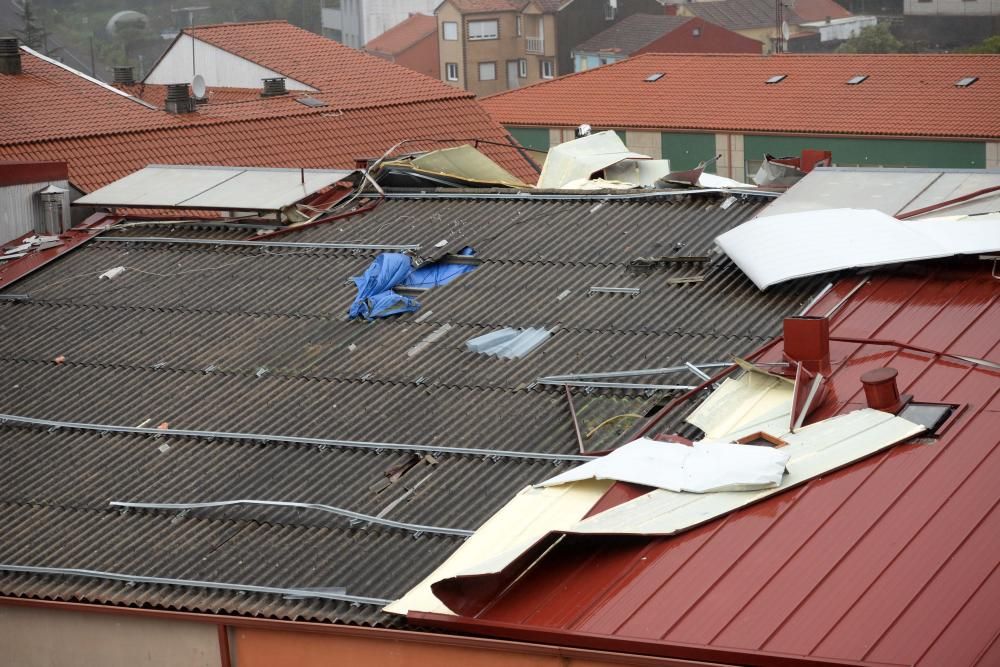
481, 53, 1000, 139
365, 14, 438, 56
1, 46, 538, 189
180, 20, 464, 109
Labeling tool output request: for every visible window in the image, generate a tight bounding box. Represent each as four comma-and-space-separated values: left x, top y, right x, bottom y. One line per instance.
645, 72, 664, 82
955, 76, 978, 87
516, 14, 522, 36
518, 59, 527, 78
479, 61, 496, 81
605, 0, 616, 19
442, 21, 458, 40
541, 60, 554, 79
322, 27, 343, 41
846, 74, 869, 85
766, 74, 787, 84
468, 19, 498, 40
445, 62, 459, 81
899, 403, 957, 436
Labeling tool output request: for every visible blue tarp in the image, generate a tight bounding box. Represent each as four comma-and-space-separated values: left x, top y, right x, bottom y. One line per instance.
348, 249, 477, 320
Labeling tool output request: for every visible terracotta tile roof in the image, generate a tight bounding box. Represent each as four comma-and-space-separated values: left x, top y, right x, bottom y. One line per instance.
1, 43, 538, 189
482, 53, 1000, 139
365, 13, 438, 55
683, 0, 804, 31
574, 15, 693, 54
117, 83, 264, 106
181, 20, 467, 108
791, 0, 853, 22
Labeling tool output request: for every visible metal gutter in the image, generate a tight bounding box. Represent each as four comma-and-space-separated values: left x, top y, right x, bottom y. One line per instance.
0, 413, 594, 462
96, 236, 420, 251
0, 564, 390, 606
110, 499, 474, 537
408, 612, 901, 667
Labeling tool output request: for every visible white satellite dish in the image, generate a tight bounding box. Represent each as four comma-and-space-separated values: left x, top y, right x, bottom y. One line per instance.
781, 20, 791, 43
191, 74, 206, 99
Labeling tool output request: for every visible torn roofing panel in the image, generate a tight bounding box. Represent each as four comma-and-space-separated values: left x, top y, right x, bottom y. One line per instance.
536, 131, 651, 189
380, 145, 528, 189
716, 208, 1000, 289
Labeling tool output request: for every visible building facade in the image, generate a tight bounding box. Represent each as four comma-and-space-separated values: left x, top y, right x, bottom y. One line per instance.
321, 0, 440, 48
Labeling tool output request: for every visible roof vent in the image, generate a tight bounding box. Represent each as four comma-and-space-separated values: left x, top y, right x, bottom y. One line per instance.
860, 367, 903, 413
645, 72, 665, 82
0, 37, 21, 75
846, 74, 868, 85
164, 83, 196, 114
262, 77, 287, 97
766, 74, 787, 84
112, 65, 135, 85
955, 76, 978, 88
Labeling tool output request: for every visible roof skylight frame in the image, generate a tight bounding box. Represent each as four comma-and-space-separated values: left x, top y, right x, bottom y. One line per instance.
645, 72, 665, 82
846, 74, 869, 85
955, 76, 978, 88
766, 74, 787, 84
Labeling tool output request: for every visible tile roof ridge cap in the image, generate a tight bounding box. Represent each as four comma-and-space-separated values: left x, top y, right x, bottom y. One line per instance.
482, 56, 638, 101
184, 19, 289, 33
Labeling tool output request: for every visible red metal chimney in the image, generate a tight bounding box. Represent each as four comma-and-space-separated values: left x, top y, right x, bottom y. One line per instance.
782, 316, 831, 375
861, 367, 903, 413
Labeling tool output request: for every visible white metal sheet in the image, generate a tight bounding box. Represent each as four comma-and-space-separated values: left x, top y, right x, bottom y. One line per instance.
715, 208, 1000, 289
537, 438, 789, 493
685, 368, 793, 438
74, 165, 355, 211
570, 409, 924, 535
537, 131, 650, 189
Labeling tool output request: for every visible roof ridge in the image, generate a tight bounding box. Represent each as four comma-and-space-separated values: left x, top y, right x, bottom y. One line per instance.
184, 19, 289, 32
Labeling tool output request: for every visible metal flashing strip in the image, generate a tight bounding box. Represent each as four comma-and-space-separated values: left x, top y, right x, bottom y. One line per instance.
20, 46, 159, 110
97, 237, 420, 252
381, 189, 777, 201
0, 414, 593, 462
538, 362, 731, 383
111, 500, 474, 537
536, 380, 695, 391
0, 564, 390, 606
588, 286, 641, 297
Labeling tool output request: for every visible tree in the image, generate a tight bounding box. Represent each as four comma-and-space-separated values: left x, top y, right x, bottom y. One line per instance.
964, 35, 1000, 54
15, 0, 49, 51
836, 24, 902, 54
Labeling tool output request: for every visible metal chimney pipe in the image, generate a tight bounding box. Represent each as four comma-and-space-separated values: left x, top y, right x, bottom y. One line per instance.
0, 37, 21, 75
113, 65, 135, 85
261, 77, 287, 97
860, 367, 903, 413
38, 185, 69, 235
164, 83, 195, 114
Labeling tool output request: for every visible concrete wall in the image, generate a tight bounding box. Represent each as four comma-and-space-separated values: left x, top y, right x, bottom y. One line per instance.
0, 605, 220, 667
626, 131, 662, 159
439, 3, 466, 88
146, 35, 315, 90
987, 142, 1000, 169
715, 133, 745, 181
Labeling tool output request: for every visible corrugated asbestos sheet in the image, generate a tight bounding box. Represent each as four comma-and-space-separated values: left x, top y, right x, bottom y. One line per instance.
0, 191, 824, 625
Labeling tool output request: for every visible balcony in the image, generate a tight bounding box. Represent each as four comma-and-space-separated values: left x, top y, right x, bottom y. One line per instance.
525, 36, 544, 54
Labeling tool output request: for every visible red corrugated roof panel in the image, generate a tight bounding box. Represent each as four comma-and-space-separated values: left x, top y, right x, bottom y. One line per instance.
417, 260, 1000, 666
481, 53, 1000, 139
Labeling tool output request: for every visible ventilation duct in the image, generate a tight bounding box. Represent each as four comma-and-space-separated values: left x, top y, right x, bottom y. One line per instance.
261, 77, 287, 97
38, 185, 69, 235
112, 66, 135, 85
164, 83, 195, 114
0, 37, 21, 75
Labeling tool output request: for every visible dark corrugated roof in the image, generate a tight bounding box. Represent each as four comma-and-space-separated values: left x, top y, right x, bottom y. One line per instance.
574, 15, 692, 55
423, 261, 1000, 666
0, 191, 825, 625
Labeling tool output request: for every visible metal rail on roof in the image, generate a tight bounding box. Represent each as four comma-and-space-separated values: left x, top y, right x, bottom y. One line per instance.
0, 564, 391, 606
0, 413, 593, 462
97, 237, 420, 251
110, 499, 474, 537
537, 362, 731, 383
536, 380, 695, 391
380, 189, 777, 201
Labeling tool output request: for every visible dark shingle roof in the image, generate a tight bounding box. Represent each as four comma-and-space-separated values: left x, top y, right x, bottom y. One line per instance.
0, 190, 826, 625
574, 15, 693, 55
684, 0, 803, 31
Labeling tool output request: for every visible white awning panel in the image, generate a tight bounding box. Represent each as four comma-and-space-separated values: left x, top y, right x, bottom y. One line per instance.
74, 165, 356, 211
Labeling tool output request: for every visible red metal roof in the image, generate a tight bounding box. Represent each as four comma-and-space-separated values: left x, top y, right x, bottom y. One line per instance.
0, 46, 538, 189
413, 259, 1000, 666
365, 14, 438, 56
481, 53, 1000, 140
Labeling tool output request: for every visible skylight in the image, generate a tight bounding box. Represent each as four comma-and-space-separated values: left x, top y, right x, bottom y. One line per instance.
955, 76, 978, 88
645, 73, 665, 82
847, 75, 869, 85
766, 74, 787, 84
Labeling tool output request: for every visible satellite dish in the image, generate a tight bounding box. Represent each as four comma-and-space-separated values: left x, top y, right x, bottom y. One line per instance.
781, 20, 791, 42
191, 74, 206, 99
106, 10, 149, 38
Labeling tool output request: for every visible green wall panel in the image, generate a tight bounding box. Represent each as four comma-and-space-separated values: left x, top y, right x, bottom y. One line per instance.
660, 133, 717, 172
507, 127, 550, 154
743, 135, 985, 170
